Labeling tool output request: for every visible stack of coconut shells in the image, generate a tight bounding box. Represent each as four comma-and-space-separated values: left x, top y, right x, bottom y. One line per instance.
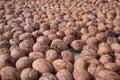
0, 0, 120, 80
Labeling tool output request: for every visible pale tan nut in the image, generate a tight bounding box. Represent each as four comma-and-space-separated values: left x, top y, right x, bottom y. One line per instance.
64, 28, 76, 36
104, 62, 119, 72
56, 31, 65, 39
10, 45, 19, 51
45, 49, 58, 62
32, 30, 42, 38
24, 24, 34, 32
52, 59, 73, 72
99, 54, 113, 64
86, 37, 98, 44
0, 40, 10, 48
9, 38, 20, 45
10, 47, 26, 60
56, 69, 73, 80
88, 26, 98, 35
83, 44, 98, 52
37, 36, 50, 45
21, 68, 39, 80
61, 50, 74, 63
0, 54, 15, 69
51, 39, 68, 52
97, 70, 120, 80
73, 67, 91, 80
98, 22, 107, 31
95, 77, 103, 80
39, 72, 57, 80
11, 27, 24, 33
29, 52, 44, 60
74, 58, 88, 69
19, 38, 34, 52
80, 27, 88, 34
63, 35, 75, 45
19, 32, 33, 40
113, 27, 120, 35
0, 66, 20, 80
71, 40, 86, 52
0, 48, 9, 55
111, 43, 120, 53
98, 42, 112, 55
33, 42, 49, 54
115, 53, 120, 67
16, 57, 33, 72
81, 33, 92, 41
3, 31, 13, 40
32, 59, 53, 74
48, 34, 58, 41
106, 37, 119, 45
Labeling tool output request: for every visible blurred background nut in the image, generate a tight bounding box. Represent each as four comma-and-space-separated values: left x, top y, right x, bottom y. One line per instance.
56, 69, 73, 80
0, 66, 20, 80
19, 32, 33, 41
21, 68, 39, 80
111, 43, 120, 53
63, 35, 75, 46
32, 59, 53, 74
0, 48, 9, 55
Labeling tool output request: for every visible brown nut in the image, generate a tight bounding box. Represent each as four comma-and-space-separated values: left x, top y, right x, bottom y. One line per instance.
104, 62, 119, 71
106, 37, 118, 45
95, 32, 106, 41
16, 57, 33, 71
3, 31, 13, 40
43, 30, 55, 36
52, 59, 73, 72
45, 49, 58, 62
111, 43, 120, 53
97, 70, 120, 80
0, 40, 10, 48
64, 27, 76, 36
19, 32, 33, 40
9, 38, 20, 45
56, 69, 73, 80
51, 39, 68, 52
33, 42, 49, 53
56, 31, 65, 39
73, 67, 91, 80
99, 54, 113, 64
32, 30, 41, 38
98, 42, 112, 55
0, 54, 15, 69
115, 53, 120, 67
32, 59, 53, 74
0, 48, 9, 55
19, 38, 34, 52
13, 31, 23, 38
29, 52, 44, 60
10, 47, 26, 60
61, 50, 74, 63
39, 72, 57, 80
48, 34, 58, 41
37, 36, 50, 45
86, 37, 98, 44
63, 35, 75, 45
21, 68, 39, 80
71, 40, 86, 51
0, 66, 20, 80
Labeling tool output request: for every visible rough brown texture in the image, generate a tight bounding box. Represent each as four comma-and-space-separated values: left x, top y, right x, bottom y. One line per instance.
0, 66, 20, 80
21, 68, 39, 80
29, 52, 44, 59
52, 59, 73, 72
32, 59, 53, 74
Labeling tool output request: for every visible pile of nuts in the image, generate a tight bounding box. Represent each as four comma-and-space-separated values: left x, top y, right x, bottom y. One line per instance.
0, 0, 120, 80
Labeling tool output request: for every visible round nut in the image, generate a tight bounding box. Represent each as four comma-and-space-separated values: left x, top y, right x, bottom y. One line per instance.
29, 52, 44, 59
63, 35, 75, 45
37, 36, 50, 45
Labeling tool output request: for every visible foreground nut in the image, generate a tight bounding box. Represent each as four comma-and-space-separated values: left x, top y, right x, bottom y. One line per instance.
111, 43, 120, 53
36, 36, 50, 45
63, 35, 75, 45
45, 49, 58, 62
32, 59, 53, 74
73, 67, 91, 80
33, 42, 49, 53
21, 68, 39, 80
19, 32, 33, 40
0, 66, 20, 80
71, 40, 86, 51
56, 69, 73, 80
51, 39, 68, 52
10, 47, 26, 60
61, 50, 74, 63
16, 57, 33, 71
39, 72, 57, 80
52, 59, 73, 72
97, 70, 120, 80
29, 52, 44, 60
